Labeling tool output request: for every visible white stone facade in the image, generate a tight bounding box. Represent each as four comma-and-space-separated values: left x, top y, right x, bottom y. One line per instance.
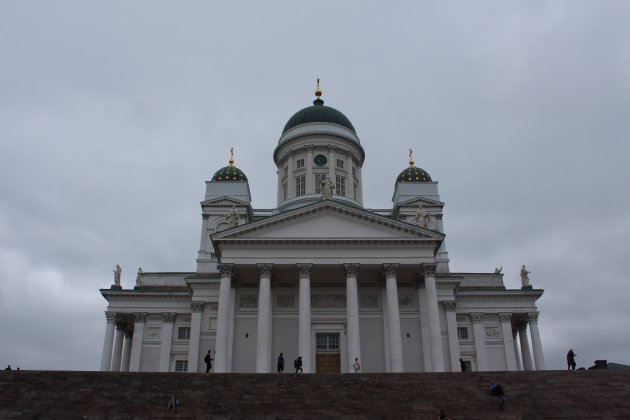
100, 94, 545, 373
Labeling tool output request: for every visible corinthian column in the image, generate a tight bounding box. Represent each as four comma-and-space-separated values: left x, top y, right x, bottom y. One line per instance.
383, 263, 403, 372
256, 263, 273, 373
423, 264, 445, 372
471, 313, 487, 371
528, 312, 546, 370
442, 301, 460, 371
297, 263, 313, 373
110, 322, 126, 371
188, 301, 204, 372
100, 311, 116, 371
215, 263, 234, 373
518, 322, 534, 371
499, 313, 517, 371
121, 331, 132, 371
129, 312, 147, 372
159, 312, 176, 372
344, 263, 361, 373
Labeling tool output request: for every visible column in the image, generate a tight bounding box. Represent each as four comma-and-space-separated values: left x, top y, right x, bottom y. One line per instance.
188, 301, 204, 372
287, 153, 295, 198
121, 331, 132, 372
297, 263, 313, 373
215, 263, 234, 373
110, 322, 126, 371
528, 312, 546, 370
100, 311, 116, 371
158, 313, 175, 372
442, 301, 461, 372
471, 313, 488, 371
346, 152, 355, 200
383, 263, 403, 372
344, 263, 361, 373
328, 146, 336, 187
305, 146, 314, 194
423, 264, 445, 372
518, 322, 534, 371
256, 263, 273, 373
417, 284, 432, 371
512, 329, 523, 371
499, 313, 517, 371
129, 312, 147, 372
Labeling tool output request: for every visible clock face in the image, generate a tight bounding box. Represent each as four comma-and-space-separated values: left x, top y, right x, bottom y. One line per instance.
314, 154, 327, 166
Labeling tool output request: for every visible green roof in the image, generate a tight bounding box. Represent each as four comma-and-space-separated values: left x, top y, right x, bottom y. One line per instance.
212, 166, 248, 182
283, 99, 356, 134
396, 166, 432, 183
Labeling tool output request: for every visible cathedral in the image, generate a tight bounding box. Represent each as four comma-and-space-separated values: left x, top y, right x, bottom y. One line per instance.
100, 82, 545, 374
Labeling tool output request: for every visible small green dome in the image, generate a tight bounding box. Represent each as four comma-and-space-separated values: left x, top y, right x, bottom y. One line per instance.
212, 165, 248, 182
283, 99, 356, 134
396, 166, 432, 183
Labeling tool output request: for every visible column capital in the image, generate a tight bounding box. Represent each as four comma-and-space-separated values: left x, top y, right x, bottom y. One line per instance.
115, 321, 127, 331
470, 312, 485, 324
442, 300, 457, 312
499, 312, 513, 323
527, 312, 540, 324
133, 312, 148, 323
296, 263, 313, 277
383, 263, 399, 277
162, 312, 176, 323
421, 263, 437, 276
191, 301, 205, 312
257, 263, 274, 277
343, 263, 360, 277
202, 213, 210, 220
105, 311, 117, 322
217, 263, 234, 277
517, 321, 528, 332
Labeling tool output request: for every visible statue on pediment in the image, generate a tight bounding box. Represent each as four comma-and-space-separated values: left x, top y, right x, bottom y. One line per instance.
494, 266, 503, 274
225, 205, 240, 227
414, 205, 433, 229
136, 267, 143, 286
113, 264, 121, 286
520, 265, 531, 287
321, 178, 334, 200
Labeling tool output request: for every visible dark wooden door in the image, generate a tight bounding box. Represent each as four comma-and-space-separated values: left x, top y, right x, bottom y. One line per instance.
316, 353, 340, 373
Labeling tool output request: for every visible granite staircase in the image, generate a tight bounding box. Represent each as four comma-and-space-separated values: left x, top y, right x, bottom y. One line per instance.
1, 370, 629, 419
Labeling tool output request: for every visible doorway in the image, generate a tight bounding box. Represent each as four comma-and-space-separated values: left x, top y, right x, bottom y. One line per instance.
315, 333, 341, 373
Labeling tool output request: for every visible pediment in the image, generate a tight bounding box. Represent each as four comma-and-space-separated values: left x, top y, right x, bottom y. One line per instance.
212, 201, 444, 242
397, 196, 444, 208
201, 197, 250, 207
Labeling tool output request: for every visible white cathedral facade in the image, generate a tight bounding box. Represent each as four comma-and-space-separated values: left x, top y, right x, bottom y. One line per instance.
100, 85, 545, 374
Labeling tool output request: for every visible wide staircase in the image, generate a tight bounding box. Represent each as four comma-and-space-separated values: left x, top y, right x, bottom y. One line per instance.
1, 370, 629, 419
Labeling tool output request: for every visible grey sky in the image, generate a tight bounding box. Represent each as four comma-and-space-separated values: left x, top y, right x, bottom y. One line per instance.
1, 1, 628, 370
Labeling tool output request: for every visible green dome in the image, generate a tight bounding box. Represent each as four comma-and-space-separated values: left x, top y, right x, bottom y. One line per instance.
283, 99, 356, 134
396, 166, 432, 183
212, 165, 248, 182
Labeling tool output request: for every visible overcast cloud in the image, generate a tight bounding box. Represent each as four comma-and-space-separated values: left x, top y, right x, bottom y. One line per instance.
1, 1, 629, 371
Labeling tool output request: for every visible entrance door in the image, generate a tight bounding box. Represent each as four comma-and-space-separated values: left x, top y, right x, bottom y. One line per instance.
315, 333, 341, 373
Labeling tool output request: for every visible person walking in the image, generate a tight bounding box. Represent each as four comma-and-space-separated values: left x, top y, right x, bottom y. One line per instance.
204, 350, 214, 373
489, 381, 505, 410
294, 356, 303, 375
567, 349, 577, 370
352, 358, 361, 373
459, 358, 467, 372
277, 353, 285, 373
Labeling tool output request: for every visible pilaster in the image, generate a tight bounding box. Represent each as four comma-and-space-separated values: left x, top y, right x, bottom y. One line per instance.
297, 263, 313, 373
344, 263, 361, 373
442, 300, 460, 372
471, 312, 487, 371
215, 263, 234, 373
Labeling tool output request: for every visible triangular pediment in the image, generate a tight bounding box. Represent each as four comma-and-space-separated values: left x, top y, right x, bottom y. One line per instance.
397, 196, 444, 208
212, 201, 444, 242
201, 197, 250, 207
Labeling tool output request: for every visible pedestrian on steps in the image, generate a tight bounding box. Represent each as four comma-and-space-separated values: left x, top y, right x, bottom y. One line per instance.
277, 352, 285, 373
353, 358, 361, 373
294, 356, 303, 375
567, 349, 577, 370
489, 380, 505, 410
204, 350, 213, 373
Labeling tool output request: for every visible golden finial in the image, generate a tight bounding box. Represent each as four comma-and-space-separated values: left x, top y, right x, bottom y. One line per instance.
315, 77, 322, 98
409, 148, 415, 168
229, 148, 234, 167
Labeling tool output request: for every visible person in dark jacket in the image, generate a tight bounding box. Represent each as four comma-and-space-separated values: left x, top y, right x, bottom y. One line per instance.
489, 381, 505, 409
204, 350, 213, 373
277, 353, 285, 373
567, 349, 577, 370
294, 356, 303, 375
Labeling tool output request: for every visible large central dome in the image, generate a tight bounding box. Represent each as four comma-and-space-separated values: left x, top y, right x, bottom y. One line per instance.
282, 98, 356, 134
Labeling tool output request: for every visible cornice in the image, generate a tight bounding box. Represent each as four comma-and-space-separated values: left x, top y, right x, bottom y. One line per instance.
455, 290, 544, 300
101, 290, 191, 300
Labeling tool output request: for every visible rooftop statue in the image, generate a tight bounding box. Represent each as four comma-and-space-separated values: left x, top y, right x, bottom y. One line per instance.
414, 205, 433, 229
225, 205, 240, 227
494, 266, 503, 274
113, 264, 121, 286
321, 178, 334, 200
520, 265, 531, 287
136, 267, 143, 286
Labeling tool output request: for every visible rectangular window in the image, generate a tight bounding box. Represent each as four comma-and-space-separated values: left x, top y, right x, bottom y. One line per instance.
336, 159, 344, 168
295, 175, 305, 196
316, 333, 340, 351
335, 175, 345, 197
314, 173, 327, 194
178, 327, 191, 340
175, 360, 188, 372
296, 159, 304, 169
457, 327, 469, 340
